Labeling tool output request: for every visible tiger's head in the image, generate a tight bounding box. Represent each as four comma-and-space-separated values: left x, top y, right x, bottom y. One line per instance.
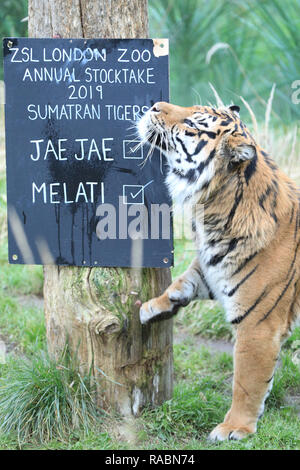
138, 102, 257, 204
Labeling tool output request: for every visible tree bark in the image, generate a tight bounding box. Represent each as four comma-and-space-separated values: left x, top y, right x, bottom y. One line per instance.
28, 0, 173, 416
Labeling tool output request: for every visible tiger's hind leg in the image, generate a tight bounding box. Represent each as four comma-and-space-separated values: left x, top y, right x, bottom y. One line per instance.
139, 258, 212, 324
209, 317, 283, 441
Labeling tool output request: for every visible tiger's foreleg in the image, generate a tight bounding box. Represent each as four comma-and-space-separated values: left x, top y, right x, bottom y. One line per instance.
209, 319, 282, 441
139, 258, 212, 324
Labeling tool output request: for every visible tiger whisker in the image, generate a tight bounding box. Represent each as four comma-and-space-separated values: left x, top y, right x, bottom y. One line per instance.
160, 131, 169, 173
125, 132, 139, 139
131, 131, 153, 153
139, 132, 158, 168
126, 116, 142, 132
159, 139, 163, 174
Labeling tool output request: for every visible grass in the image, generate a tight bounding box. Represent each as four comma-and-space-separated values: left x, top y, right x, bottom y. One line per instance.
142, 381, 229, 441
0, 349, 102, 446
176, 299, 233, 341
0, 294, 45, 353
138, 344, 300, 450
1, 340, 295, 450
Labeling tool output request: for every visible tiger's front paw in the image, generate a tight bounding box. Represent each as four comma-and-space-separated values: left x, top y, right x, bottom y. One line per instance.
208, 423, 254, 442
139, 296, 180, 325
140, 281, 194, 325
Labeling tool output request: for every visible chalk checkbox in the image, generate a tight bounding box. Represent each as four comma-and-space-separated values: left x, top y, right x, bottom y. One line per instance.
123, 184, 145, 204
122, 180, 154, 205
123, 139, 143, 159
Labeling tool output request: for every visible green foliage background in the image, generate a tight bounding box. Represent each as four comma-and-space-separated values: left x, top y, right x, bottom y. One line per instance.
0, 0, 27, 77
1, 0, 300, 124
149, 0, 300, 124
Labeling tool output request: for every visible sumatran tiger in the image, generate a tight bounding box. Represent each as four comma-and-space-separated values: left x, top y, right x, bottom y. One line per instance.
137, 101, 300, 441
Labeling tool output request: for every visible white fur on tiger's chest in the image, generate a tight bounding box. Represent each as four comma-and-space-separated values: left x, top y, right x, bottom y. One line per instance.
165, 157, 215, 206
197, 241, 238, 322
197, 245, 225, 299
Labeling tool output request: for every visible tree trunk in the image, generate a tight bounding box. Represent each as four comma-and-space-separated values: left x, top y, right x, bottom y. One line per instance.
28, 0, 173, 416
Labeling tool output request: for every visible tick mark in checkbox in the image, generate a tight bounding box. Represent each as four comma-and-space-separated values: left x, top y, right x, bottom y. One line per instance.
122, 180, 154, 205
123, 139, 144, 159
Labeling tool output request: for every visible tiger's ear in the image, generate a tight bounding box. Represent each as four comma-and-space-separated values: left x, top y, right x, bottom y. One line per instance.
229, 105, 240, 115
223, 134, 257, 163
231, 144, 257, 162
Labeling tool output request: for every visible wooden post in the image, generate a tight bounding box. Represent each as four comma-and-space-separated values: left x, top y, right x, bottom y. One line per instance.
28, 0, 173, 416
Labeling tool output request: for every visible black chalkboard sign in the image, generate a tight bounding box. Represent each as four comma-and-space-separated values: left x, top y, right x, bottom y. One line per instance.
3, 38, 173, 268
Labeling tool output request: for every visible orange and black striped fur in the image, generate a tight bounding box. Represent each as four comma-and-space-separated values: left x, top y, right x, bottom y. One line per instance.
137, 101, 300, 441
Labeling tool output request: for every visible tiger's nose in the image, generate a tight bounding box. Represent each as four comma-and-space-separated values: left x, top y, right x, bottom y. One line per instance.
151, 102, 170, 114
151, 101, 187, 116
151, 104, 160, 113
